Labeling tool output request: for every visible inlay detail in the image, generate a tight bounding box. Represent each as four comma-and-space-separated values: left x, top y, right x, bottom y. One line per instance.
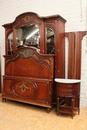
16, 82, 29, 92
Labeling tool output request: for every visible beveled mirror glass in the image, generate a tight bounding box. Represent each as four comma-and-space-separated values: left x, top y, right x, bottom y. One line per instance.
16, 24, 40, 48
46, 27, 55, 54
8, 32, 13, 55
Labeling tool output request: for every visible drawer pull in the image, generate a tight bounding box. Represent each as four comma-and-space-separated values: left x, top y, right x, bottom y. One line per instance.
67, 85, 73, 88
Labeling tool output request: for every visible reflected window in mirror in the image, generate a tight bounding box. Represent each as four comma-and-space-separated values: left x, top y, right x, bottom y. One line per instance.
16, 24, 40, 49
46, 27, 55, 54
8, 32, 13, 55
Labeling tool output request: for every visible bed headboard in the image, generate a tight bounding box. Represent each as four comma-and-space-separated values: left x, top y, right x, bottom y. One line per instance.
4, 46, 54, 80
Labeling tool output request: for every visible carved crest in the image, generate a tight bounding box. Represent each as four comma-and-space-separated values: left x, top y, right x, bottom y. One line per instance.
19, 49, 35, 58
20, 16, 33, 23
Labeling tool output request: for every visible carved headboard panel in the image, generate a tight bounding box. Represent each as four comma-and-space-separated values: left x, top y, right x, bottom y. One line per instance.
4, 47, 54, 79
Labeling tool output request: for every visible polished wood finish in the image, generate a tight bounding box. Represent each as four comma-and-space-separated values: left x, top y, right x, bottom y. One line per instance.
65, 31, 87, 79
65, 32, 75, 79
56, 82, 80, 118
65, 31, 87, 110
2, 12, 86, 116
2, 12, 66, 79
2, 46, 54, 111
74, 32, 86, 79
44, 15, 66, 78
2, 12, 45, 55
2, 12, 66, 110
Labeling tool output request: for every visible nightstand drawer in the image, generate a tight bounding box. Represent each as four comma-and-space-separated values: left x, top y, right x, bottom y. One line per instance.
56, 83, 80, 96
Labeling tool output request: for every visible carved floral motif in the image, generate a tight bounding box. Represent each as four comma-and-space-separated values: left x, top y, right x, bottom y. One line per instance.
16, 82, 29, 92
19, 49, 35, 58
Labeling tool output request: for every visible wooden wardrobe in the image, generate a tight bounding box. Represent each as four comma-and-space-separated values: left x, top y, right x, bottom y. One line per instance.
2, 12, 66, 111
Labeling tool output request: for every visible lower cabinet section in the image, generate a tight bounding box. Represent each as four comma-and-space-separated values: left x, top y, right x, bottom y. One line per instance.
2, 76, 53, 112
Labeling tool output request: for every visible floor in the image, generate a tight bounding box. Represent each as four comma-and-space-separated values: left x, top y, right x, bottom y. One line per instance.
0, 95, 87, 130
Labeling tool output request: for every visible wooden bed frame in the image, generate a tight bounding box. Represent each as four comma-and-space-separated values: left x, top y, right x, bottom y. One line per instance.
2, 46, 54, 112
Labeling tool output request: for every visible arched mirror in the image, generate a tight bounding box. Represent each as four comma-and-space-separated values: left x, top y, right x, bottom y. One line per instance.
16, 24, 40, 48
8, 32, 13, 55
46, 27, 55, 54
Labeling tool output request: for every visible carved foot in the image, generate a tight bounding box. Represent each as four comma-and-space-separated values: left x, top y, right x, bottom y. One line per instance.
2, 98, 7, 102
47, 108, 52, 113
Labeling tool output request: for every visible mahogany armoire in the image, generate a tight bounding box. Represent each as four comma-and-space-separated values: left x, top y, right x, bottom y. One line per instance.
2, 12, 66, 112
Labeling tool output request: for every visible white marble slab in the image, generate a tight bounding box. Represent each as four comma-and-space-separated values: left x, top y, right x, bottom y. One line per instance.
54, 78, 81, 83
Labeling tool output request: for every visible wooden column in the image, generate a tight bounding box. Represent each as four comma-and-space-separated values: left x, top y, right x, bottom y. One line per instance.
65, 32, 75, 79
65, 31, 87, 79
74, 31, 87, 79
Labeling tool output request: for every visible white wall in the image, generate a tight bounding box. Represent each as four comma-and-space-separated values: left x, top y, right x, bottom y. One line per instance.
0, 0, 87, 107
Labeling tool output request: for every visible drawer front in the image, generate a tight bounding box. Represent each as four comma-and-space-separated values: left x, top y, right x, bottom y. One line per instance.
56, 83, 80, 96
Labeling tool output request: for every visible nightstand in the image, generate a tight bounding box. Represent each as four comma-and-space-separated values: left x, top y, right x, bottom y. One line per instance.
55, 78, 81, 118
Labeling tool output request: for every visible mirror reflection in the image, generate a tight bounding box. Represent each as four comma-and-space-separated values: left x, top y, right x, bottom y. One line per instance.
8, 32, 13, 55
7, 25, 55, 55
16, 24, 40, 48
46, 27, 55, 54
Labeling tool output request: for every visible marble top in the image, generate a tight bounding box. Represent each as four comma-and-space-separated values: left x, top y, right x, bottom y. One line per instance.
54, 78, 81, 83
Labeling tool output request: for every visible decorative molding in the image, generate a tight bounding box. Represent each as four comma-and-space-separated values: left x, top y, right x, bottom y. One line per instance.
20, 16, 33, 23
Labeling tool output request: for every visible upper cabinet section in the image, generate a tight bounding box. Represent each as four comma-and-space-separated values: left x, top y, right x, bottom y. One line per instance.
2, 12, 66, 57
2, 12, 44, 55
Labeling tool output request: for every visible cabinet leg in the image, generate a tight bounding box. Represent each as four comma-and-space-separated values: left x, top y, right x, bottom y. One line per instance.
78, 95, 80, 115
47, 108, 52, 113
71, 97, 74, 119
56, 97, 59, 116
